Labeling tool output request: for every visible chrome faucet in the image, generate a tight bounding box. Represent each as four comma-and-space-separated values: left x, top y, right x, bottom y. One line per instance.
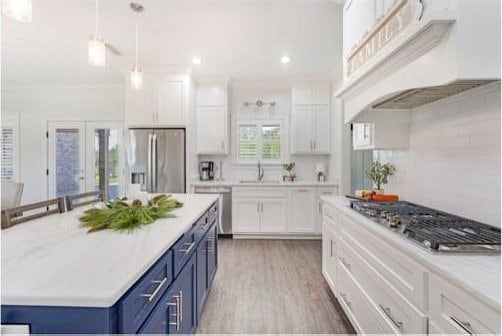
256, 161, 264, 181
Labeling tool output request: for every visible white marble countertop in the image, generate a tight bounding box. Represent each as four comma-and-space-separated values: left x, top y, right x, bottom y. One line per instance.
1, 194, 219, 308
191, 179, 338, 187
321, 196, 501, 310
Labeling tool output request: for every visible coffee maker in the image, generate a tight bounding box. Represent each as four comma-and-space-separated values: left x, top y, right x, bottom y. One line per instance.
199, 161, 215, 181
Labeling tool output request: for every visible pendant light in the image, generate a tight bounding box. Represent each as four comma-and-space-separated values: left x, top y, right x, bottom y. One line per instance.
2, 0, 32, 23
130, 3, 144, 91
88, 0, 106, 67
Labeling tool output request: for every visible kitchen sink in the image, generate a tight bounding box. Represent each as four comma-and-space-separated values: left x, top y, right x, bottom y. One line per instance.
238, 180, 280, 184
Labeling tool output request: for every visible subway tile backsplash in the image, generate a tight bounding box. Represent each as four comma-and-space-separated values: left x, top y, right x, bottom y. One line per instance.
375, 83, 501, 227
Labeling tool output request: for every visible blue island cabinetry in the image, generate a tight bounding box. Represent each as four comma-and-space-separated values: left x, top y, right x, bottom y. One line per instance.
1, 202, 219, 334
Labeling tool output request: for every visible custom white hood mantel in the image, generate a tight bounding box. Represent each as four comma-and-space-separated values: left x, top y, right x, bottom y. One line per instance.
335, 0, 501, 123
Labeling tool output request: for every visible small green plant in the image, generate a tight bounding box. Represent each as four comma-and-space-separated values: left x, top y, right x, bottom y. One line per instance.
366, 161, 396, 190
283, 162, 296, 176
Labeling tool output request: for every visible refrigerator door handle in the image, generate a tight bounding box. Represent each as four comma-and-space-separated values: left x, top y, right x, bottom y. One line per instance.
152, 134, 158, 193
147, 134, 153, 192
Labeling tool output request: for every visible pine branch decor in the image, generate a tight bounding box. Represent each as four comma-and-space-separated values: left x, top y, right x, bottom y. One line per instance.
80, 194, 183, 233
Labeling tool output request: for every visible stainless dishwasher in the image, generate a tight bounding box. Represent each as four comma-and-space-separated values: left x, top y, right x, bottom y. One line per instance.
194, 186, 232, 236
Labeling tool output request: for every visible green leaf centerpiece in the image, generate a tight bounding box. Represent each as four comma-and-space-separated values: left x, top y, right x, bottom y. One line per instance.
80, 194, 183, 233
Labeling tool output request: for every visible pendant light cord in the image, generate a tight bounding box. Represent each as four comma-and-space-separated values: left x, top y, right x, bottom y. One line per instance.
135, 11, 139, 68
95, 0, 99, 36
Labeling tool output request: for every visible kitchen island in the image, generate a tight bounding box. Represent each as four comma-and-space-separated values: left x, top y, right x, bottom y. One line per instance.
1, 194, 219, 334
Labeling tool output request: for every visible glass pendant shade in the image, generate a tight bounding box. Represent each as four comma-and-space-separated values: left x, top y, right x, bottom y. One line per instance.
131, 67, 143, 90
88, 35, 106, 67
2, 0, 32, 23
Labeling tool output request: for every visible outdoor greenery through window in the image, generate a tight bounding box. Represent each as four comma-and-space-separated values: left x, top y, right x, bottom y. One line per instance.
237, 121, 282, 163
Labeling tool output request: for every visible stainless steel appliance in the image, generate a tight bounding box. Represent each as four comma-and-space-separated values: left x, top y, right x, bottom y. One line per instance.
128, 128, 185, 193
350, 200, 501, 253
194, 186, 232, 235
199, 161, 215, 181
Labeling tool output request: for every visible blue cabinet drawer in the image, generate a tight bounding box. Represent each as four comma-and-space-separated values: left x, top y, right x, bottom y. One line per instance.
118, 250, 173, 333
194, 212, 210, 243
209, 202, 218, 224
173, 229, 197, 276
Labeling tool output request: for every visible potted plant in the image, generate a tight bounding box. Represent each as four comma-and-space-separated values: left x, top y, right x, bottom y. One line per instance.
283, 162, 296, 182
366, 161, 396, 194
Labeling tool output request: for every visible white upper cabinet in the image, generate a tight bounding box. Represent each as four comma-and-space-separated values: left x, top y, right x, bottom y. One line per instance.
125, 74, 187, 127
196, 84, 228, 155
156, 81, 185, 125
290, 85, 331, 154
292, 87, 330, 106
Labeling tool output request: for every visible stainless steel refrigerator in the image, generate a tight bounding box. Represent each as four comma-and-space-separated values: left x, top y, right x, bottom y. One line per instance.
127, 128, 185, 193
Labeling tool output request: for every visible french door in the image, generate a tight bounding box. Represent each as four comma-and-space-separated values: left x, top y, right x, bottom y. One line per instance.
47, 121, 124, 200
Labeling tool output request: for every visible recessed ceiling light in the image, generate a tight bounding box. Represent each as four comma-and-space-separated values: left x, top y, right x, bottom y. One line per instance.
280, 56, 292, 64
192, 57, 203, 65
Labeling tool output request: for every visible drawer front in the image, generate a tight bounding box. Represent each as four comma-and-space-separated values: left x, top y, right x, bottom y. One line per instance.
232, 187, 287, 198
429, 273, 500, 334
119, 250, 173, 333
194, 212, 210, 244
339, 215, 426, 309
339, 238, 427, 334
322, 203, 339, 226
338, 262, 390, 335
209, 202, 219, 224
173, 228, 197, 276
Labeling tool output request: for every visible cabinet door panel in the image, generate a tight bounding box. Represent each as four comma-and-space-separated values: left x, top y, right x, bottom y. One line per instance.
260, 198, 287, 233
288, 189, 316, 233
157, 81, 184, 125
207, 224, 218, 284
125, 79, 154, 126
314, 106, 331, 153
196, 238, 208, 322
232, 198, 260, 233
168, 254, 197, 334
314, 87, 330, 105
291, 106, 314, 153
322, 222, 337, 292
196, 107, 227, 154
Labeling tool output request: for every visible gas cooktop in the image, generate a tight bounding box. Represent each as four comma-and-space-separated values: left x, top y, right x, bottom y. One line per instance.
350, 201, 501, 253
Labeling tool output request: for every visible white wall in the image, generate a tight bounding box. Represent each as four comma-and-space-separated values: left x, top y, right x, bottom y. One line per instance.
1, 84, 124, 203
375, 83, 501, 227
197, 80, 335, 183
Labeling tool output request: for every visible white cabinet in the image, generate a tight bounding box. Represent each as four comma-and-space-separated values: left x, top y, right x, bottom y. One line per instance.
428, 273, 500, 335
232, 197, 261, 233
196, 107, 227, 154
292, 87, 330, 106
156, 81, 185, 125
287, 188, 317, 233
322, 214, 338, 293
261, 198, 287, 233
125, 74, 187, 127
352, 123, 374, 150
291, 106, 331, 154
232, 188, 286, 234
352, 111, 410, 150
196, 84, 228, 155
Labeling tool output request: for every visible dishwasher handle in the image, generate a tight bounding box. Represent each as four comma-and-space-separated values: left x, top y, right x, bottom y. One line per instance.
194, 187, 232, 194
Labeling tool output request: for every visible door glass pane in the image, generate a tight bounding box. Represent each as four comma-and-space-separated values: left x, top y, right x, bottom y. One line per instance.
261, 125, 281, 160
93, 129, 120, 199
55, 129, 81, 197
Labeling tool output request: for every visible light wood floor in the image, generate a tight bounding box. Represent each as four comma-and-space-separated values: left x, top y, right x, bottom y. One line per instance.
197, 239, 355, 334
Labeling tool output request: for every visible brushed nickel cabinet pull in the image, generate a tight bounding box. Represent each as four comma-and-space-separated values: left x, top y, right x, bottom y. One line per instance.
180, 242, 195, 254
451, 316, 475, 335
140, 277, 167, 302
340, 292, 351, 308
379, 304, 403, 329
168, 294, 181, 330
340, 257, 351, 270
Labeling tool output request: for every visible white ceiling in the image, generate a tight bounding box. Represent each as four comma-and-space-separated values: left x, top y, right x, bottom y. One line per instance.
2, 0, 343, 85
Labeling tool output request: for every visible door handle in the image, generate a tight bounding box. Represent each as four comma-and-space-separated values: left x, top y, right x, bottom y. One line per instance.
451, 316, 475, 335
180, 241, 195, 254
140, 277, 167, 302
379, 304, 403, 329
152, 134, 157, 192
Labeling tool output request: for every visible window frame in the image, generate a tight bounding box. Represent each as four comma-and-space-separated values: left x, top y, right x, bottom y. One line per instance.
1, 116, 20, 181
234, 119, 285, 165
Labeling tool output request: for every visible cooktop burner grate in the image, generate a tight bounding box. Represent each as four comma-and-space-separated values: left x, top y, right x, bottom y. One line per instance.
350, 201, 501, 253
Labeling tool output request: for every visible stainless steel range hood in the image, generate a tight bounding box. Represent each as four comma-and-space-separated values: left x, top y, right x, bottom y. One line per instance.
372, 80, 498, 110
